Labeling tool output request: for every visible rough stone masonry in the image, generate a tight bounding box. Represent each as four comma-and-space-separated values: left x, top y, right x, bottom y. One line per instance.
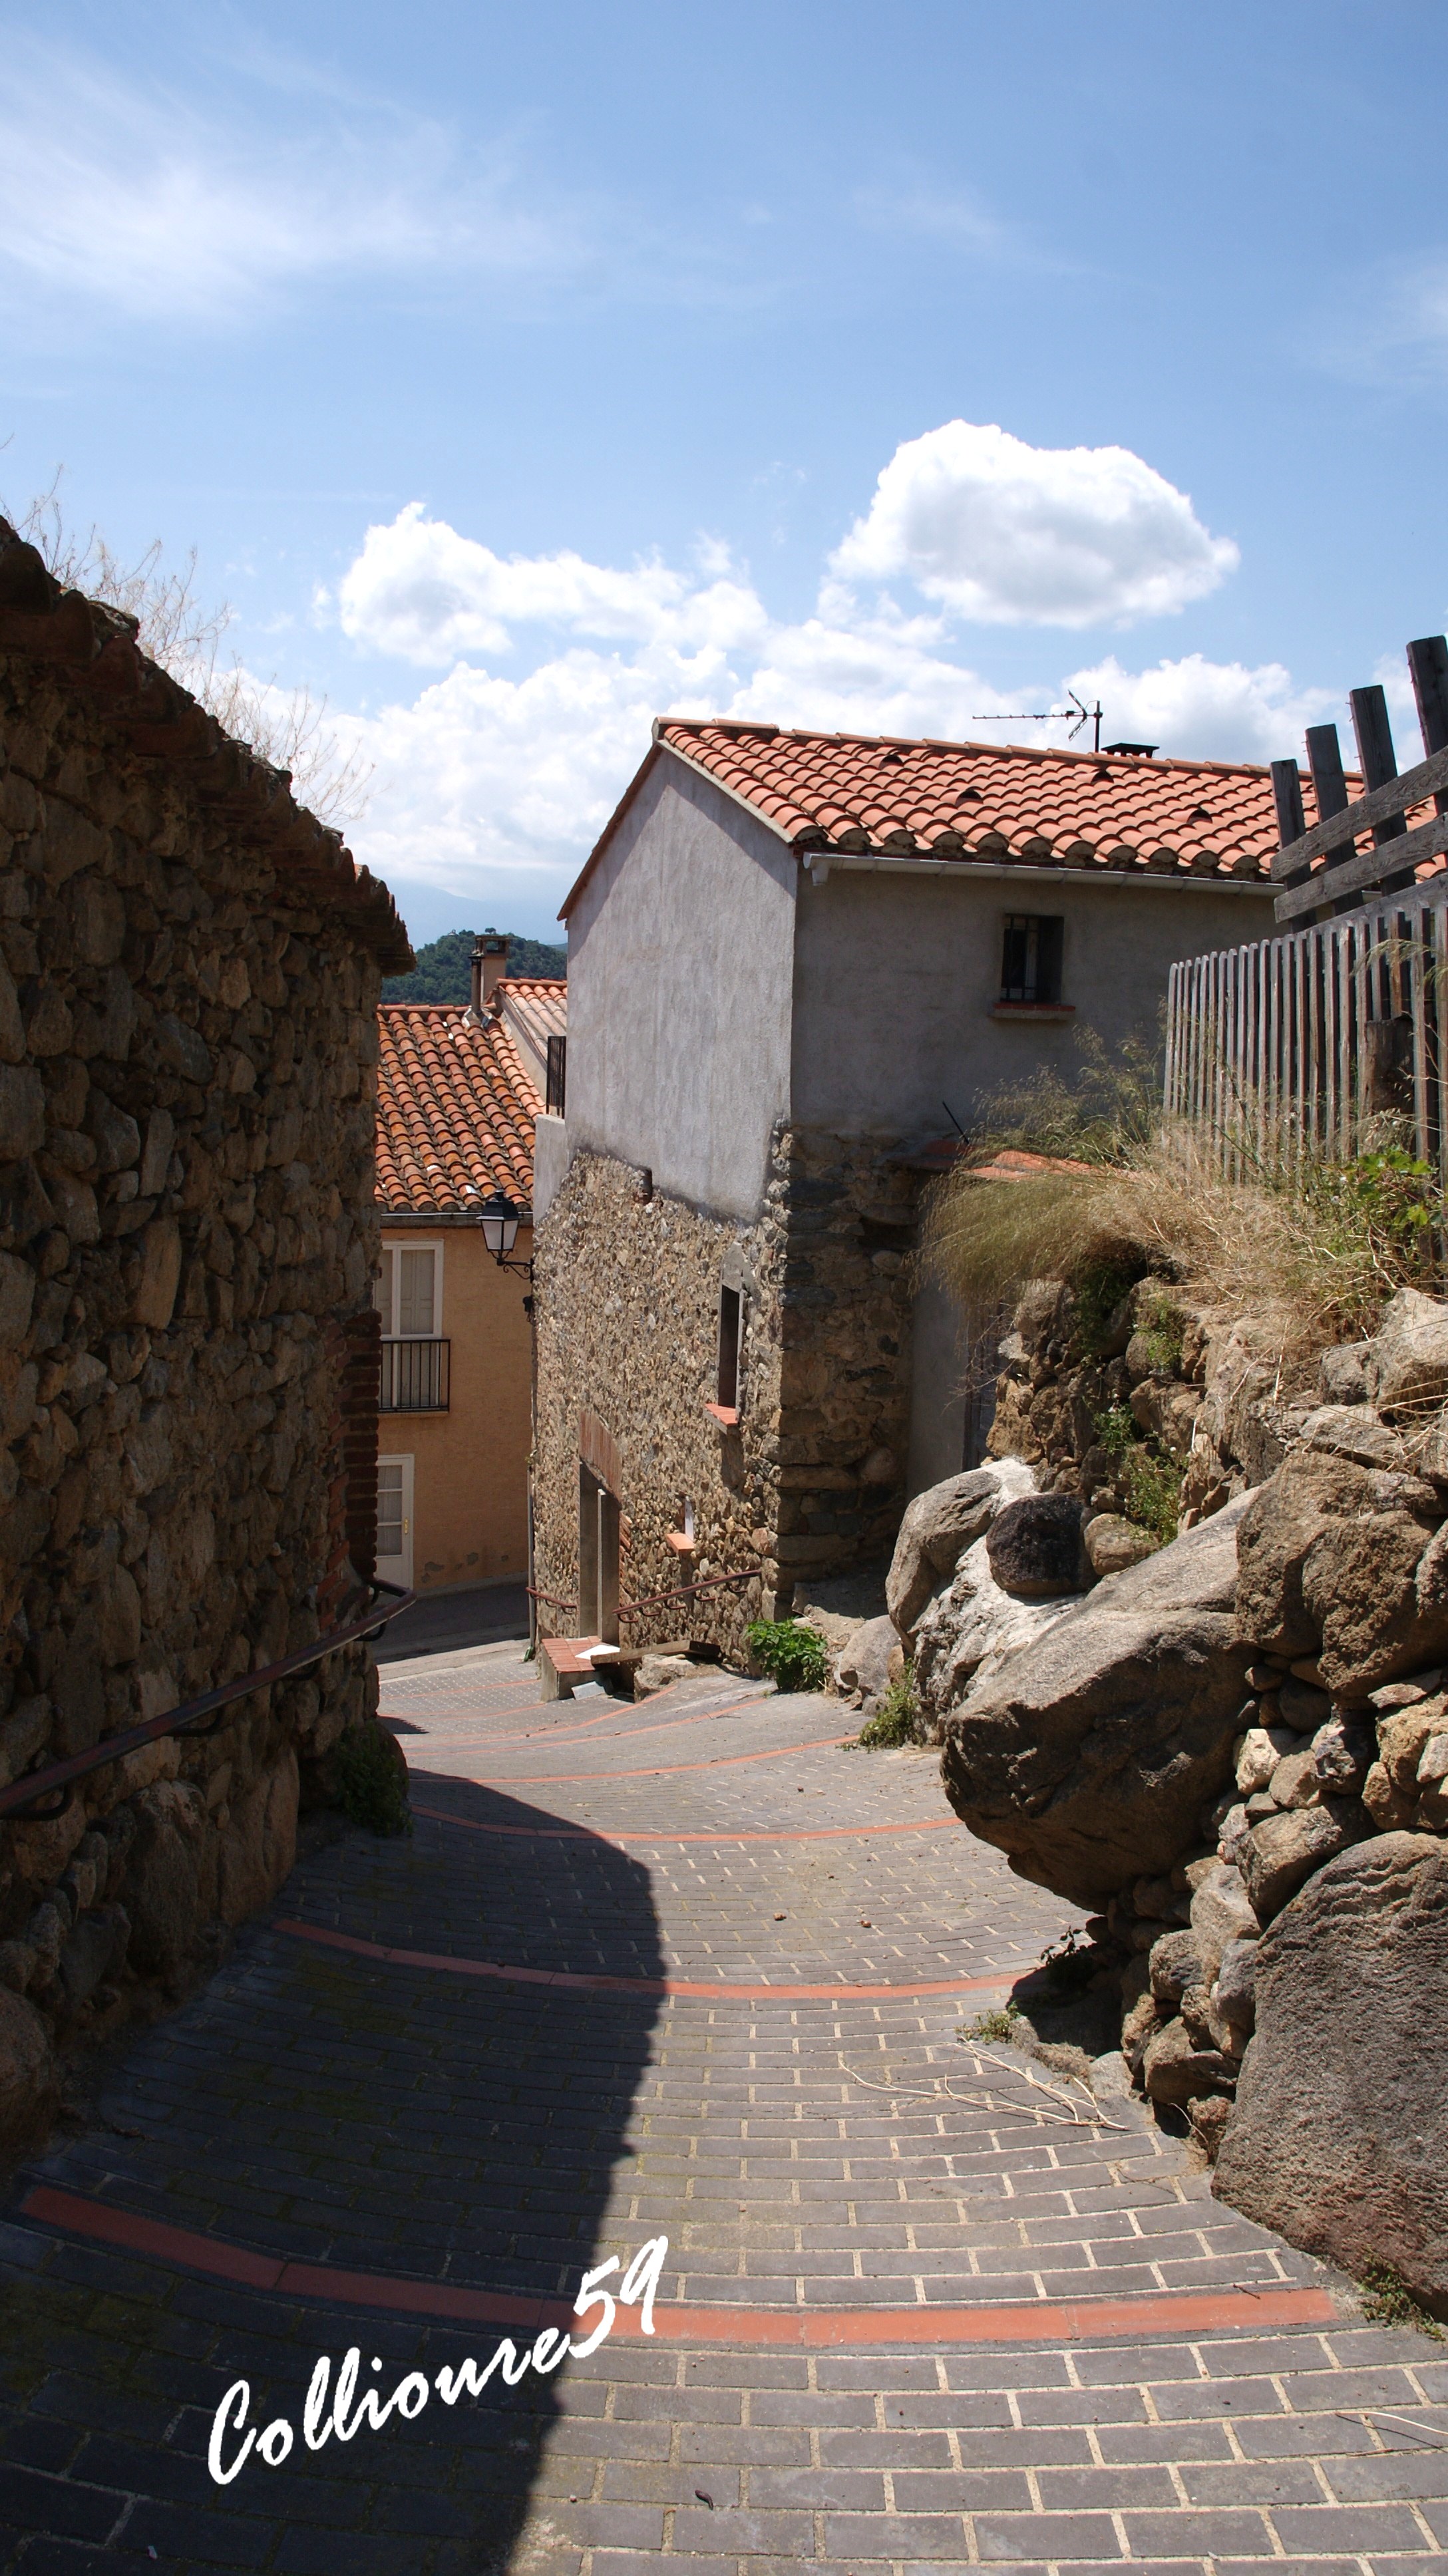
0, 518, 410, 2154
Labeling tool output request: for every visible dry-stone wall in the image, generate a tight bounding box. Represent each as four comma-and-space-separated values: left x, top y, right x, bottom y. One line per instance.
899, 1270, 1448, 2317
0, 518, 409, 2155
533, 1128, 917, 1659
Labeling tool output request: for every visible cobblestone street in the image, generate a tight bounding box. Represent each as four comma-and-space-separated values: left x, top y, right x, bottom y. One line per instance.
1, 1643, 1445, 2573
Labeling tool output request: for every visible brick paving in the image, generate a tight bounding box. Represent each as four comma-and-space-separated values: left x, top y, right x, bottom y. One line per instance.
0, 1640, 1443, 2571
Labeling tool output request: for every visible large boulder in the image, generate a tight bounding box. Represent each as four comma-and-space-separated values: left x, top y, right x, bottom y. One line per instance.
985, 1495, 1086, 1599
913, 1534, 1081, 1733
886, 1460, 1033, 1641
1214, 1833, 1448, 2313
939, 1496, 1254, 1909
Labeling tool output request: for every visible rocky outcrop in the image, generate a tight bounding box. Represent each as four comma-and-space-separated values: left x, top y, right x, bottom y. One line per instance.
1215, 1834, 1448, 2313
939, 1498, 1254, 1908
887, 1468, 1017, 1640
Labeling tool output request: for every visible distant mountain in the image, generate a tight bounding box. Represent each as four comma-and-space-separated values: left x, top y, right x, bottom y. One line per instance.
381, 927, 567, 1004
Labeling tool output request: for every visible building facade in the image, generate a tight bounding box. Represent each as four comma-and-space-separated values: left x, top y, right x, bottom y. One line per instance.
530, 720, 1321, 1667
375, 948, 564, 1596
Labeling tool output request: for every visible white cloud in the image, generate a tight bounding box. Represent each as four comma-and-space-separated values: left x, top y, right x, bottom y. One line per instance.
0, 41, 587, 323
330, 517, 1324, 917
336, 504, 769, 665
1060, 653, 1338, 764
831, 421, 1238, 627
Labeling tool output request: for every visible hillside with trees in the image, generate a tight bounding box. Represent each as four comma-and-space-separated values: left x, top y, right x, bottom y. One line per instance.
381, 927, 567, 1003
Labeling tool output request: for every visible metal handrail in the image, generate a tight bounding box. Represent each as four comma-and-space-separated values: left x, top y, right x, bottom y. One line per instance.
0, 1577, 416, 1823
620, 1567, 761, 1617
524, 1565, 761, 1628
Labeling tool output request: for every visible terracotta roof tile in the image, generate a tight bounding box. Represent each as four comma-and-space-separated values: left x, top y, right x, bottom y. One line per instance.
647, 720, 1371, 887
564, 718, 1442, 919
375, 1004, 541, 1215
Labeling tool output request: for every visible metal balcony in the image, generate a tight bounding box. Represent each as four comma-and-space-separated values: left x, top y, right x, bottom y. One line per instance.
379, 1337, 451, 1412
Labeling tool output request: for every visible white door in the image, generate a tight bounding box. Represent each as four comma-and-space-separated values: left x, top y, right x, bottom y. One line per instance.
377, 1454, 414, 1589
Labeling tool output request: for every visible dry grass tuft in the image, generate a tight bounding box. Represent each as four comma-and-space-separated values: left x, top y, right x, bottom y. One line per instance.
924, 1039, 1446, 1363
5, 476, 371, 827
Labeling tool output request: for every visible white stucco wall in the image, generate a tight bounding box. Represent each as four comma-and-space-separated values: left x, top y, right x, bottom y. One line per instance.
531, 1110, 570, 1225
789, 860, 1277, 1144
564, 754, 798, 1219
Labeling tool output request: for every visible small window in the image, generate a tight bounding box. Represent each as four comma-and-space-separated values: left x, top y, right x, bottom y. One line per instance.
717, 1287, 741, 1411
375, 1243, 441, 1339
546, 1032, 567, 1116
1000, 914, 1063, 1005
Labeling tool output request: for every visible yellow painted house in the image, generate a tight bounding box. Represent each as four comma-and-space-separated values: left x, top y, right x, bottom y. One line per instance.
373, 941, 566, 1599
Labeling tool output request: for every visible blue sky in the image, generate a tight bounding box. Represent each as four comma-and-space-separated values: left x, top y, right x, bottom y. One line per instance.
4, 1, 1448, 946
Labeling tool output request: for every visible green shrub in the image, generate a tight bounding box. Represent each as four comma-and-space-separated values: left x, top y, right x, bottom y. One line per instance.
1094, 1404, 1181, 1543
1137, 1287, 1186, 1374
1072, 1256, 1152, 1357
332, 1723, 412, 1836
745, 1618, 828, 1694
856, 1667, 917, 1747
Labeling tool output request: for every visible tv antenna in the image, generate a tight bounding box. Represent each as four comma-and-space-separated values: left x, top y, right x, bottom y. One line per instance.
968, 690, 1103, 752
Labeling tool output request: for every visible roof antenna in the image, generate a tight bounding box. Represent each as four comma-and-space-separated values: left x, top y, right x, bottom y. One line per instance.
967, 690, 1103, 751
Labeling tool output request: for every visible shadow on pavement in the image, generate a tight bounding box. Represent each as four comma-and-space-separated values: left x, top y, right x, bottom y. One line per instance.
0, 1772, 664, 2574
378, 1583, 530, 1663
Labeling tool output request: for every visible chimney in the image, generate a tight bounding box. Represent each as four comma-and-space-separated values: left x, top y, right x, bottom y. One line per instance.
470, 929, 509, 1017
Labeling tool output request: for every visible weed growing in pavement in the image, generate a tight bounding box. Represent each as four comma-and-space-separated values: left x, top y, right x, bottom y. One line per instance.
856, 1667, 918, 1748
745, 1619, 828, 1694
1358, 2263, 1445, 2339
960, 2004, 1021, 2043
331, 1723, 412, 1836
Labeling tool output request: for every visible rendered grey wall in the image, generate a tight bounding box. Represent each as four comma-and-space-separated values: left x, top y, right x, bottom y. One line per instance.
565, 755, 797, 1219
790, 864, 1277, 1143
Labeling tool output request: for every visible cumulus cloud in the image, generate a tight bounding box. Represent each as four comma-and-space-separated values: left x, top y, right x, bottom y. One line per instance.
336, 504, 769, 665
329, 514, 1324, 917
1060, 653, 1338, 764
0, 41, 588, 323
831, 421, 1238, 627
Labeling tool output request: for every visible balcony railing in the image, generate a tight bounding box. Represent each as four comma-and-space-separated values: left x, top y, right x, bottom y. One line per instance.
380, 1336, 450, 1412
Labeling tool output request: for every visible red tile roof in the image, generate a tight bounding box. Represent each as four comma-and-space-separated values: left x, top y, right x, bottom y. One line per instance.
655, 721, 1306, 879
565, 718, 1441, 921
376, 1004, 542, 1215
566, 719, 1359, 917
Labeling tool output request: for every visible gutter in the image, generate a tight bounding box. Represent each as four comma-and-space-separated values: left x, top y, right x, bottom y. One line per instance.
801, 853, 1276, 897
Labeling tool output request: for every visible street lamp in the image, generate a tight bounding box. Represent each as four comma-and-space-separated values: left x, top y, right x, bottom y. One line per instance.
478, 1188, 533, 1279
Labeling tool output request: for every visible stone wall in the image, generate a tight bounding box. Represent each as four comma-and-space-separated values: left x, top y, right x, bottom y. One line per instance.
986, 1273, 1308, 1547
532, 1126, 920, 1658
0, 519, 409, 2153
915, 1269, 1448, 2313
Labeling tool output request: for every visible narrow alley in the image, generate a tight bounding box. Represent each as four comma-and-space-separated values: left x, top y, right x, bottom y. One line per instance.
1, 1646, 1444, 2571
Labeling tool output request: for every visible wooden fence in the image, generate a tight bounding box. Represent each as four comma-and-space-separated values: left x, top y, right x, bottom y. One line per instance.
1165, 893, 1448, 1178
1166, 631, 1448, 1176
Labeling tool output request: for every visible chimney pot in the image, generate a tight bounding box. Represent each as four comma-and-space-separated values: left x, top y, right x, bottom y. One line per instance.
470, 929, 509, 1017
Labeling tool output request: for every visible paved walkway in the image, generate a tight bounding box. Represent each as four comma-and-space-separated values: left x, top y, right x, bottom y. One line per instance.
1, 1644, 1445, 2572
